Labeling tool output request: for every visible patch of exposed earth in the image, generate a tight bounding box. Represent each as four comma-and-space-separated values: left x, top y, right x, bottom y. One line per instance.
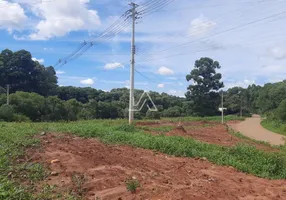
28, 133, 286, 200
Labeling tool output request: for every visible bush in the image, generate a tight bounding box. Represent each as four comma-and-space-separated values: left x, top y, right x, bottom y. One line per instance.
162, 106, 182, 117
275, 99, 286, 121
0, 86, 5, 95
9, 92, 45, 121
0, 104, 15, 122
13, 114, 31, 122
145, 110, 161, 119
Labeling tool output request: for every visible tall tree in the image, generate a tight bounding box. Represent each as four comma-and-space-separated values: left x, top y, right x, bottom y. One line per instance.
186, 57, 224, 116
0, 49, 57, 96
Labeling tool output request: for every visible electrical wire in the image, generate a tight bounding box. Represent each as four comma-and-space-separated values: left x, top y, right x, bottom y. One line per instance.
138, 0, 176, 16
54, 0, 176, 69
137, 10, 286, 61
159, 0, 286, 12
137, 29, 286, 63
135, 68, 159, 84
136, 4, 258, 57
54, 13, 132, 68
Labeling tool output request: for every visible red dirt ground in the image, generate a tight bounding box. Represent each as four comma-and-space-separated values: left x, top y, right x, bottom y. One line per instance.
28, 133, 286, 200
136, 121, 276, 151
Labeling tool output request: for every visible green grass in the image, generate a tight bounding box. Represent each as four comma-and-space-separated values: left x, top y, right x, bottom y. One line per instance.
0, 123, 80, 199
164, 115, 245, 122
33, 120, 286, 179
1, 118, 286, 198
0, 123, 39, 199
138, 125, 175, 133
261, 119, 286, 136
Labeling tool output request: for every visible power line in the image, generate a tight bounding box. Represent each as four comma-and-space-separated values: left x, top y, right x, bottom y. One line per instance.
136, 4, 258, 57
138, 0, 176, 16
54, 13, 132, 69
159, 0, 286, 12
137, 10, 286, 61
53, 0, 177, 69
137, 31, 286, 63
135, 68, 159, 84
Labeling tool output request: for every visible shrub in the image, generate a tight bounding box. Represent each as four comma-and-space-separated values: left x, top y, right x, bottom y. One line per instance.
275, 99, 286, 121
125, 178, 140, 193
146, 110, 161, 119
13, 114, 31, 122
0, 104, 15, 122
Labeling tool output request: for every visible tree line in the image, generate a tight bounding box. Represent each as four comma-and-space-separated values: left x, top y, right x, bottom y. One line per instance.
0, 49, 285, 122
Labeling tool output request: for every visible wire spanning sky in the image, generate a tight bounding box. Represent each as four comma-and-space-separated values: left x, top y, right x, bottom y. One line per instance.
1, 0, 286, 97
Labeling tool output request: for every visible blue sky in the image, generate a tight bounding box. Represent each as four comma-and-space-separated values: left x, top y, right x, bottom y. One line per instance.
1, 0, 286, 97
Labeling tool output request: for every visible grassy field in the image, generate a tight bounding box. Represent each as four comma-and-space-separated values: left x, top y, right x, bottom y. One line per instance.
1, 117, 286, 198
163, 115, 245, 122
261, 119, 286, 136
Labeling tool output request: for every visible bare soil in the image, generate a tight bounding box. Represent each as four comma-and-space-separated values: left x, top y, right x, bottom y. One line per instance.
137, 121, 276, 151
28, 133, 286, 200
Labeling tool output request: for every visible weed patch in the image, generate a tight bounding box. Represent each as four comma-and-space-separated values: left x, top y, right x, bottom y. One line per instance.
261, 119, 286, 136
125, 178, 140, 193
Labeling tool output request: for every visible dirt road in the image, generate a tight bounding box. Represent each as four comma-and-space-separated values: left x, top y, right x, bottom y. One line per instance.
229, 115, 286, 146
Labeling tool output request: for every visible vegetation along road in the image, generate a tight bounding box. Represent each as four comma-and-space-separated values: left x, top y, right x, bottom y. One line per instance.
229, 115, 286, 146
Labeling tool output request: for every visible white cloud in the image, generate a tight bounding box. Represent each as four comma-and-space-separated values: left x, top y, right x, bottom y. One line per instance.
189, 14, 216, 37
43, 47, 53, 51
32, 57, 44, 63
0, 0, 27, 31
7, 28, 13, 34
260, 64, 284, 75
168, 90, 185, 97
270, 47, 286, 60
56, 70, 65, 75
224, 79, 256, 90
24, 0, 101, 40
157, 66, 174, 76
178, 82, 184, 86
104, 62, 124, 70
80, 78, 94, 85
157, 84, 164, 88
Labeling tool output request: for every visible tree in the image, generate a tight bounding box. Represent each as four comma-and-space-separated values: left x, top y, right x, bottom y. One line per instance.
0, 86, 5, 95
65, 99, 83, 121
245, 84, 261, 113
275, 99, 286, 121
0, 104, 15, 122
0, 49, 57, 96
162, 106, 183, 117
146, 110, 161, 119
9, 92, 45, 121
42, 96, 67, 121
186, 57, 224, 116
256, 82, 286, 114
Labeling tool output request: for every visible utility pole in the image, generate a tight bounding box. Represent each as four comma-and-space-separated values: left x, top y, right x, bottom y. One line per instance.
238, 91, 242, 118
129, 2, 138, 125
221, 90, 224, 124
240, 97, 243, 118
6, 84, 10, 105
